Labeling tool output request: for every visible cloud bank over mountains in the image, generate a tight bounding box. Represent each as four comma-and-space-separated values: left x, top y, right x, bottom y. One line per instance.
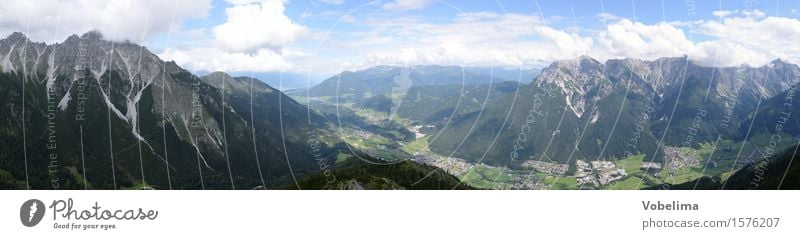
0, 0, 212, 43
1, 0, 798, 76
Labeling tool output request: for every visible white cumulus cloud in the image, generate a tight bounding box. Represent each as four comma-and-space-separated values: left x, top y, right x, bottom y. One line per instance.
595, 19, 698, 61
213, 0, 309, 53
694, 15, 800, 66
712, 10, 735, 18
383, 0, 432, 11
320, 10, 800, 74
316, 12, 593, 73
0, 0, 212, 43
588, 13, 800, 67
159, 47, 302, 72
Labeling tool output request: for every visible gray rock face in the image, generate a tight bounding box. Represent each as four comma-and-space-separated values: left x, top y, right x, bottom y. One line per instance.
537, 56, 800, 118
536, 56, 609, 117
0, 32, 337, 189
1, 31, 214, 150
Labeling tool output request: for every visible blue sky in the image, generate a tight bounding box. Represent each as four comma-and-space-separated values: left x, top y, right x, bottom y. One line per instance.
2, 0, 800, 80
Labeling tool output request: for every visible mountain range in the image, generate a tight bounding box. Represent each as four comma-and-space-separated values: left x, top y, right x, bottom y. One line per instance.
301, 54, 800, 184
309, 56, 800, 167
427, 56, 798, 166
0, 32, 349, 189
2, 31, 799, 190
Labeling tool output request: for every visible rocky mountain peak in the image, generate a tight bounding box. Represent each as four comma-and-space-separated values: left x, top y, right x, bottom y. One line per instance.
204, 71, 234, 80
0, 31, 184, 142
4, 32, 29, 43
0, 30, 340, 189
535, 56, 608, 117
530, 54, 800, 119
81, 30, 104, 40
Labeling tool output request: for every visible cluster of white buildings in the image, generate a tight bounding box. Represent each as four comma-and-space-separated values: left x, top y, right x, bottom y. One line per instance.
575, 160, 627, 186
407, 124, 434, 139
522, 160, 568, 176
663, 147, 700, 176
412, 153, 471, 176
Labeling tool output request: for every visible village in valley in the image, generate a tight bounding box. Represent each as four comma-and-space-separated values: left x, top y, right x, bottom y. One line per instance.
310, 94, 779, 190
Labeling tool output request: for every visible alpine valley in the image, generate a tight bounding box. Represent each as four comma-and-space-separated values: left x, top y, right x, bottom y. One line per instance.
1, 32, 799, 190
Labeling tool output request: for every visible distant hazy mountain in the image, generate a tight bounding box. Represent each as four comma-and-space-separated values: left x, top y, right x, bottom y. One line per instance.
304, 65, 518, 104
463, 66, 540, 83
195, 70, 320, 91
